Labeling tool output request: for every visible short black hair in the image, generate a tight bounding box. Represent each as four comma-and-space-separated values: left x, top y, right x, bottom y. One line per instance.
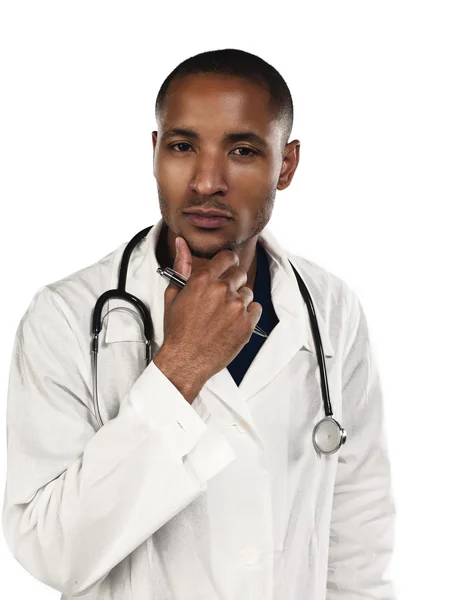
155, 48, 294, 154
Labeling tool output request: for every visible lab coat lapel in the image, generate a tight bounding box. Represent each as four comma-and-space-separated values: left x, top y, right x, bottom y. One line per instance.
102, 218, 334, 441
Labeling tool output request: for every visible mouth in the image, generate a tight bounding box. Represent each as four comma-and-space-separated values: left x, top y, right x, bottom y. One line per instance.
185, 213, 231, 229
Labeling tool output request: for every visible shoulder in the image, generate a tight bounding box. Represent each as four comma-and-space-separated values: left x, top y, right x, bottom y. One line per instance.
286, 251, 358, 309
22, 240, 128, 342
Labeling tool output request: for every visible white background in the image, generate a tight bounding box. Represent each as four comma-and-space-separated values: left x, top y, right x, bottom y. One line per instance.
1, 1, 449, 598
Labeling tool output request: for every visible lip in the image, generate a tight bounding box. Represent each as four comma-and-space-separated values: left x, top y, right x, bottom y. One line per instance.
184, 209, 232, 218
185, 214, 231, 229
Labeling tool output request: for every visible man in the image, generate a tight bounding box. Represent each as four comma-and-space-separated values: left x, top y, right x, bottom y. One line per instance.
2, 48, 397, 599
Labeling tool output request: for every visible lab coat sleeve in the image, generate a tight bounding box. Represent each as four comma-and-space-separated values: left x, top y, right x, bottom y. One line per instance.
2, 285, 236, 597
326, 289, 397, 599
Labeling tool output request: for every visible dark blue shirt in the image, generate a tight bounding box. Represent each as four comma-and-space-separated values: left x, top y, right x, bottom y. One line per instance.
227, 241, 279, 387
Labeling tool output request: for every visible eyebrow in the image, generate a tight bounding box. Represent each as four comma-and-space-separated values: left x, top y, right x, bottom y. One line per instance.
160, 127, 269, 150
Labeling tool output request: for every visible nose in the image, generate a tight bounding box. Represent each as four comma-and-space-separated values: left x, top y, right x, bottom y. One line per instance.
188, 154, 228, 196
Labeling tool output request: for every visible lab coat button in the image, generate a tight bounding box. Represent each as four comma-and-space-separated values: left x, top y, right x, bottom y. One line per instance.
240, 547, 260, 565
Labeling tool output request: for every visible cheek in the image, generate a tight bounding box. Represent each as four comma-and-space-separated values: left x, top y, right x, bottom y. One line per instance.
155, 150, 188, 179
231, 173, 272, 204
231, 160, 276, 194
157, 162, 189, 196
230, 160, 268, 182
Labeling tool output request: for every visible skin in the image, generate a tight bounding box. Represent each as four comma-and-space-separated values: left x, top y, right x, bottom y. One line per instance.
151, 73, 301, 292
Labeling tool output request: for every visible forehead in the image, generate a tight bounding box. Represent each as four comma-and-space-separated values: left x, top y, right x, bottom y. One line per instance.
161, 73, 280, 140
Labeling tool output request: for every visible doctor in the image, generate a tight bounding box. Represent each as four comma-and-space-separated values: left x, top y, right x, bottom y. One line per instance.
2, 48, 397, 599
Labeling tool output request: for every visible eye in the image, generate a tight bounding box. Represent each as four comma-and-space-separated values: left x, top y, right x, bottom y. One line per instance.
169, 142, 191, 152
232, 147, 259, 157
168, 143, 259, 157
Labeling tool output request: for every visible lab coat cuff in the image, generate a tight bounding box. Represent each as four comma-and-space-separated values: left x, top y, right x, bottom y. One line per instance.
182, 422, 237, 488
128, 360, 208, 458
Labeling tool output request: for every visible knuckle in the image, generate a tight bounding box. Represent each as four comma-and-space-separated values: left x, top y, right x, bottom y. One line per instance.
216, 279, 230, 294
238, 287, 253, 304
241, 285, 253, 300
223, 249, 239, 264
232, 295, 245, 311
235, 266, 247, 279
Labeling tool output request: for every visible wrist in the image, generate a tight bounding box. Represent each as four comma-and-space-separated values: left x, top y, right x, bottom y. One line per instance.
153, 344, 205, 404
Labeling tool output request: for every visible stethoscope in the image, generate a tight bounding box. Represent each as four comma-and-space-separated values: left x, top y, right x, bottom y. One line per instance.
91, 225, 347, 455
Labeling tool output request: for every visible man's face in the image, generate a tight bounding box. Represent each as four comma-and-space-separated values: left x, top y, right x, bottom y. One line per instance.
152, 73, 299, 261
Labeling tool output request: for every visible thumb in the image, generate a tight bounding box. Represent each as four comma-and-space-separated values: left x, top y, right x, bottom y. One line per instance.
164, 235, 192, 303
173, 235, 192, 281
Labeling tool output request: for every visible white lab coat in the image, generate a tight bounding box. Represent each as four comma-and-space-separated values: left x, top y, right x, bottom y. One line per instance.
2, 217, 396, 599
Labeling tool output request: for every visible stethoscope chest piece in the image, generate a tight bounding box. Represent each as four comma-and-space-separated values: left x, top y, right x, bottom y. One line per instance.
312, 416, 347, 455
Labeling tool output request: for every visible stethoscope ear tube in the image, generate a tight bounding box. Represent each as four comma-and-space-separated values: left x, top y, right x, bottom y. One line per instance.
91, 344, 104, 429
